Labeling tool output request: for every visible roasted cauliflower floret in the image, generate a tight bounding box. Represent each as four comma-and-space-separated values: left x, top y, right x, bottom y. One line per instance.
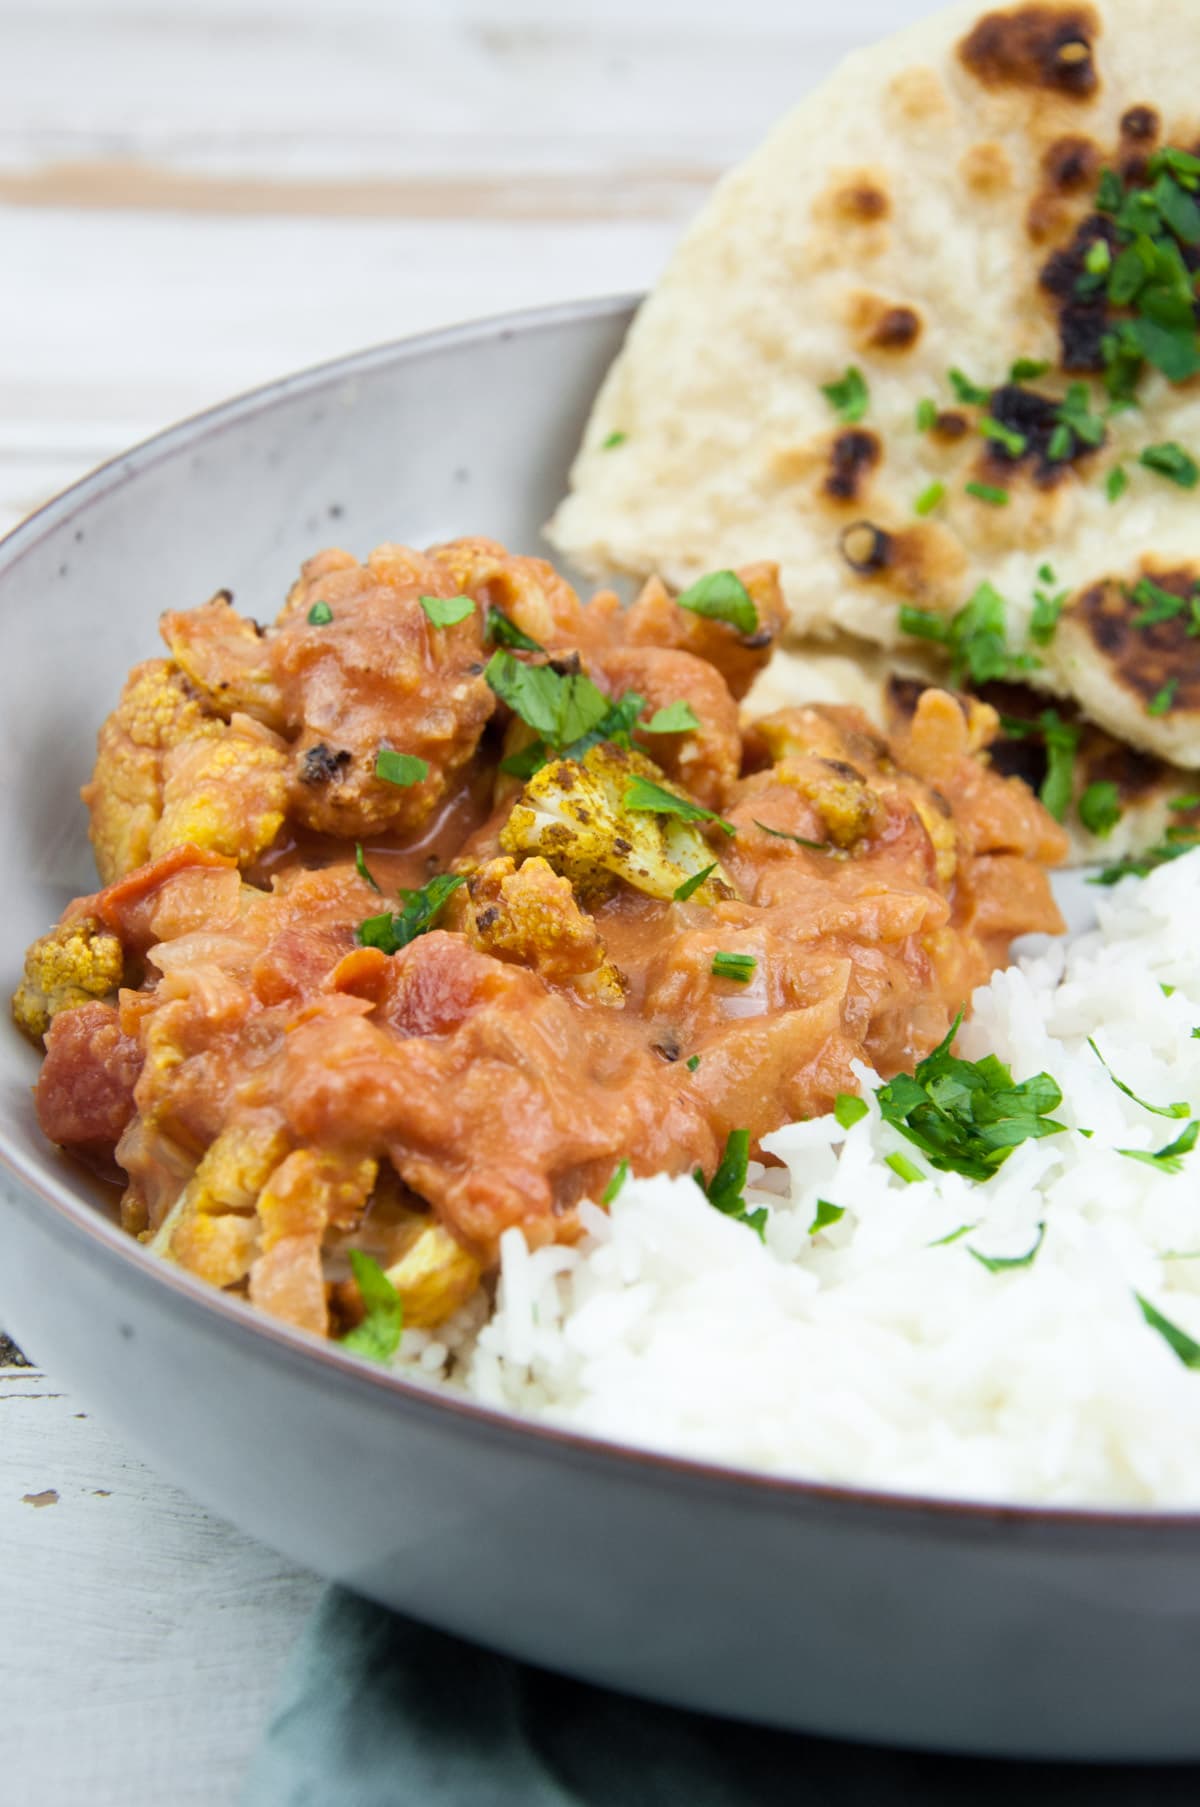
152, 720, 288, 870
151, 1123, 291, 1288
12, 917, 125, 1043
384, 1220, 482, 1329
452, 855, 625, 1004
501, 744, 737, 904
160, 593, 285, 729
83, 659, 225, 882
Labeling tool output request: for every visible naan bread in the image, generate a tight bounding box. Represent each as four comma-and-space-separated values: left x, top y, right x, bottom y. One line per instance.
548, 0, 1200, 770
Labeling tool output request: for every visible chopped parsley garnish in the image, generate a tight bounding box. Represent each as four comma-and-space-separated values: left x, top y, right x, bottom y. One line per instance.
1139, 442, 1199, 488
914, 480, 946, 516
980, 416, 1027, 457
1078, 780, 1121, 838
419, 593, 475, 627
834, 1093, 868, 1130
1147, 677, 1179, 718
1088, 1036, 1190, 1119
1129, 577, 1186, 626
1084, 239, 1112, 276
1088, 154, 1200, 399
1106, 465, 1129, 503
601, 430, 627, 449
915, 398, 937, 432
601, 1159, 629, 1205
711, 951, 757, 983
1119, 1120, 1199, 1175
354, 842, 381, 891
375, 748, 430, 788
1172, 794, 1200, 811
484, 608, 543, 652
809, 1198, 845, 1234
1010, 357, 1050, 382
1092, 825, 1200, 885
520, 689, 646, 773
485, 649, 611, 753
356, 872, 467, 955
753, 819, 830, 852
1002, 708, 1079, 821
964, 481, 1009, 506
948, 368, 989, 405
645, 700, 700, 734
340, 1251, 403, 1362
886, 1151, 924, 1184
1029, 582, 1066, 645
686, 1054, 700, 1073
307, 600, 333, 626
623, 774, 736, 835
821, 365, 869, 424
675, 570, 758, 636
672, 863, 716, 903
1054, 382, 1106, 454
695, 1129, 766, 1239
899, 581, 1037, 687
969, 1223, 1046, 1274
929, 1223, 974, 1247
1137, 1292, 1200, 1367
874, 1010, 1065, 1181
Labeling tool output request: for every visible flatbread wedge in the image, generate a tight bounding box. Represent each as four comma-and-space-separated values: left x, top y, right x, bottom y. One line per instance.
548, 0, 1200, 770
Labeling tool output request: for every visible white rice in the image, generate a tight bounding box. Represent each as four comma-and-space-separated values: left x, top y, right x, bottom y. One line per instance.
394, 853, 1200, 1507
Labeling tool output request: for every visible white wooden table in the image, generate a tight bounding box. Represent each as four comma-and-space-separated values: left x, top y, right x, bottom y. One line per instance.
0, 3, 926, 1798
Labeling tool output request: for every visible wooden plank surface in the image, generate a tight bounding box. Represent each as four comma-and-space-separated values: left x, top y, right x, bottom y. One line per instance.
0, 2, 930, 1799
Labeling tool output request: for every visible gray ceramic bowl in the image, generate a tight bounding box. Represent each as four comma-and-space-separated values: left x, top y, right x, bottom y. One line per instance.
2, 297, 1199, 1760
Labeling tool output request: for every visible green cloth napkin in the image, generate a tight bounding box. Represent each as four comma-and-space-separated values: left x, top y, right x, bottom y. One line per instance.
244, 1587, 1200, 1805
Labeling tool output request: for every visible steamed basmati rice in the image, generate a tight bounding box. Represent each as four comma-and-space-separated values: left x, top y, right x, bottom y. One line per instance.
395, 852, 1200, 1507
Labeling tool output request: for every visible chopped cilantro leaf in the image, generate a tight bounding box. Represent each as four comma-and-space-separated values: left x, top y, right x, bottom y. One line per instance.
874, 1010, 1065, 1181
914, 480, 946, 516
1037, 563, 1056, 583
1030, 585, 1066, 646
1147, 677, 1179, 717
645, 700, 700, 735
1096, 166, 1124, 213
1139, 441, 1200, 487
809, 1198, 845, 1234
1171, 794, 1200, 811
623, 774, 736, 835
375, 748, 429, 788
601, 430, 627, 449
820, 365, 869, 424
1037, 710, 1079, 822
695, 1129, 764, 1238
1136, 1292, 1200, 1367
948, 368, 990, 405
557, 690, 646, 765
1010, 357, 1050, 382
356, 872, 466, 955
1119, 1120, 1200, 1174
1047, 423, 1073, 463
900, 582, 1037, 688
886, 1152, 924, 1184
980, 415, 1027, 457
1092, 826, 1200, 884
419, 593, 475, 627
915, 398, 937, 432
686, 1054, 700, 1073
484, 608, 543, 652
1084, 240, 1112, 276
929, 1223, 974, 1247
485, 649, 611, 750
834, 1093, 868, 1130
1088, 1036, 1190, 1119
340, 1251, 403, 1362
354, 842, 381, 891
711, 951, 757, 983
753, 819, 830, 852
675, 571, 758, 636
1078, 780, 1121, 838
1106, 465, 1129, 503
307, 600, 333, 626
964, 481, 1009, 506
969, 1223, 1046, 1274
1130, 577, 1186, 626
601, 1159, 629, 1205
1055, 382, 1106, 449
673, 863, 716, 903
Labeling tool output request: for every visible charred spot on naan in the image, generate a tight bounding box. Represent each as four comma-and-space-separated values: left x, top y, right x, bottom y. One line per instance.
1053, 573, 1200, 762
977, 381, 1105, 487
960, 141, 1014, 199
823, 431, 883, 504
838, 520, 967, 606
1026, 134, 1102, 242
958, 5, 1100, 101
845, 293, 923, 355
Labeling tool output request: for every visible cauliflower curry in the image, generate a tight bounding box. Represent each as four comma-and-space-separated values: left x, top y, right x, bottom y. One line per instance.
13, 537, 1067, 1345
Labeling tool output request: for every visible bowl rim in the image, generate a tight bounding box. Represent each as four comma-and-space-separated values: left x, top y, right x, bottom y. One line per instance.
4, 292, 1198, 1537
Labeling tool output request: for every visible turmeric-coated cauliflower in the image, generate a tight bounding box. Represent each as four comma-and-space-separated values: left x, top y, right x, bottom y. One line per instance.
12, 917, 125, 1043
